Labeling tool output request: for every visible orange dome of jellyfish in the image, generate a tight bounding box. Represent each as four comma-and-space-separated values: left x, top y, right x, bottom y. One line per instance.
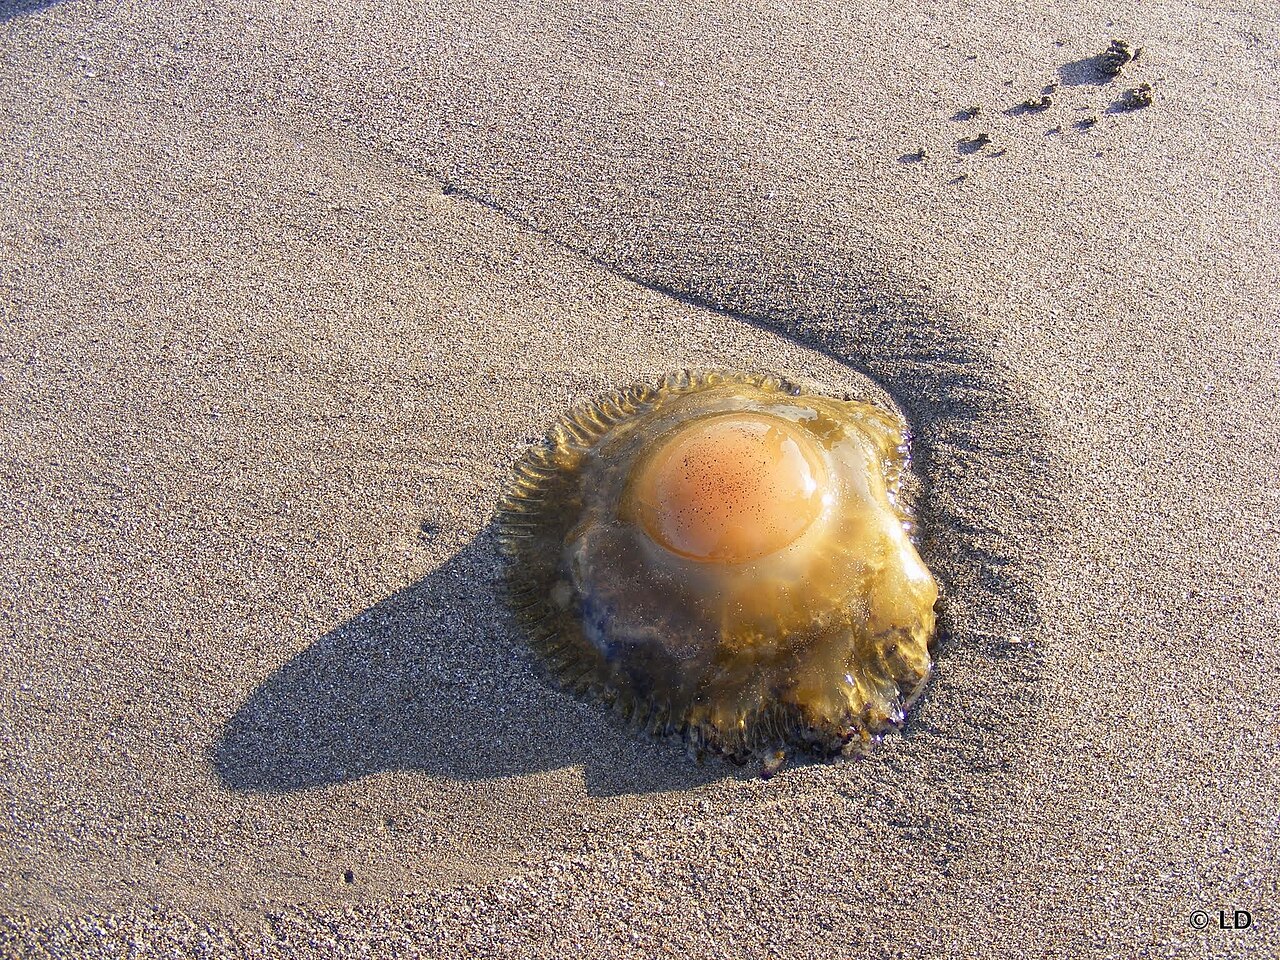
496, 370, 938, 767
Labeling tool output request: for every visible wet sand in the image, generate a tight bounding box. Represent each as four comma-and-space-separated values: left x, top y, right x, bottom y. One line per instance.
2, 0, 1278, 955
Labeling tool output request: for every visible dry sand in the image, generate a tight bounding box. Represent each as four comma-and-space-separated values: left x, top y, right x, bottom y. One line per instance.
1, 0, 1278, 956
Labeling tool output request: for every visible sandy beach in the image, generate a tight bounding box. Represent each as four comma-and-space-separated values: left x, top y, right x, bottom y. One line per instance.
2, 0, 1278, 955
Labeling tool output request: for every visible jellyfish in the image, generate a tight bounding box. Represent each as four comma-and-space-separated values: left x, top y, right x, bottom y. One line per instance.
496, 370, 938, 764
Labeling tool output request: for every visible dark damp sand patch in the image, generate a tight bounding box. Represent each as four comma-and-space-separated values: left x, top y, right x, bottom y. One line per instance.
0, 0, 66, 23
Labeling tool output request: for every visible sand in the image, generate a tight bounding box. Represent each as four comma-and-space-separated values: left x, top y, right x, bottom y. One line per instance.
1, 0, 1277, 956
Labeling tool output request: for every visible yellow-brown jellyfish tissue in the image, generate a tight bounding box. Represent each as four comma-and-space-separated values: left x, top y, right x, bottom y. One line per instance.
496, 370, 938, 762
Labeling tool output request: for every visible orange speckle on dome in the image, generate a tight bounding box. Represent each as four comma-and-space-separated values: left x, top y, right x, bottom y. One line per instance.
632, 414, 828, 563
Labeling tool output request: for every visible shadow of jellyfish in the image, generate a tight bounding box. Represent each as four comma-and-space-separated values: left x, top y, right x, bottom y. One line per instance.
212, 527, 726, 798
